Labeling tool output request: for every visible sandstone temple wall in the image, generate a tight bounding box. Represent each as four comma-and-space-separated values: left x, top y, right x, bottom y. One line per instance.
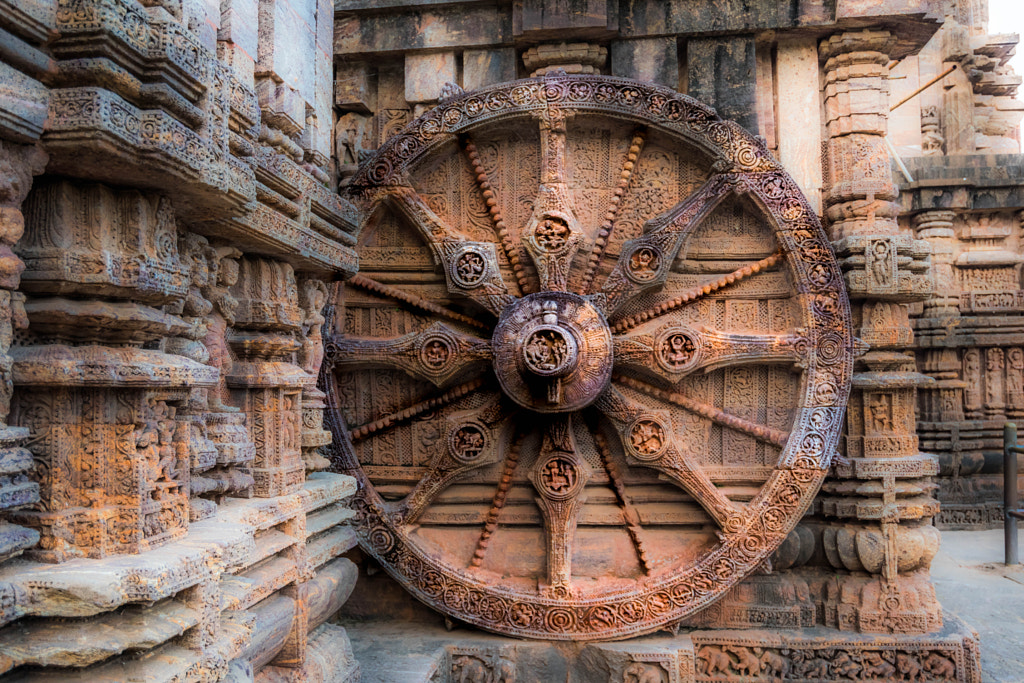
0, 0, 362, 679
0, 0, 1020, 680
886, 3, 1024, 529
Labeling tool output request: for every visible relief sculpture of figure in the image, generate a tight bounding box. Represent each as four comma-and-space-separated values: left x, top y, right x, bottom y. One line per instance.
299, 279, 329, 377
868, 239, 893, 288
203, 246, 242, 410
623, 662, 663, 683
963, 349, 982, 417
1008, 348, 1024, 417
0, 290, 26, 426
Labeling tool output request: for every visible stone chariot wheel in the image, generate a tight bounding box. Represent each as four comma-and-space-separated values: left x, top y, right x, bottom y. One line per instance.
324, 74, 853, 640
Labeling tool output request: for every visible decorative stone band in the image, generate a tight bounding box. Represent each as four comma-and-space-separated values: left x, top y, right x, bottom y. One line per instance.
11, 345, 218, 387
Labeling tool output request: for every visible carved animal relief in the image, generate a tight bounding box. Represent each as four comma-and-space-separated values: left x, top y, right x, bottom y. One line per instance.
324, 75, 853, 640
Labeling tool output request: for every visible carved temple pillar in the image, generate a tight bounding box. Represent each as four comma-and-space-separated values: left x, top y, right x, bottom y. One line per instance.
0, 140, 46, 563
298, 276, 332, 474
191, 243, 258, 503
9, 180, 218, 562
227, 256, 307, 498
818, 31, 942, 634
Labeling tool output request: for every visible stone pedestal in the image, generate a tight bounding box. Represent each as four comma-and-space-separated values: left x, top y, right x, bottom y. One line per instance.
340, 615, 981, 683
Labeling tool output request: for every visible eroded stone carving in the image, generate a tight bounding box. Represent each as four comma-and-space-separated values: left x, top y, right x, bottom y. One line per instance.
326, 73, 854, 640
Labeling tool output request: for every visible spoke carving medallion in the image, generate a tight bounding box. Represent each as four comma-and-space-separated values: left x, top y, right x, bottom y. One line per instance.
324, 74, 854, 640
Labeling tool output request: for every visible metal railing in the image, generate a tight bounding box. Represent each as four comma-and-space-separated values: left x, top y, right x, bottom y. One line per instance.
1005, 423, 1024, 565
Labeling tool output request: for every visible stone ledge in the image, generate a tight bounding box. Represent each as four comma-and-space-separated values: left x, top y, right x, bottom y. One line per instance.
0, 597, 198, 672
199, 205, 358, 277
44, 87, 256, 219
0, 477, 354, 626
307, 525, 358, 570
0, 519, 254, 625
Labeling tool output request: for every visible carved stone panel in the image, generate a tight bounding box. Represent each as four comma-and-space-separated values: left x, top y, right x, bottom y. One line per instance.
324, 75, 854, 640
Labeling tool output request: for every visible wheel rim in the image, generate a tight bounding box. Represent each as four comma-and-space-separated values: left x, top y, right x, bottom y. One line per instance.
323, 74, 853, 640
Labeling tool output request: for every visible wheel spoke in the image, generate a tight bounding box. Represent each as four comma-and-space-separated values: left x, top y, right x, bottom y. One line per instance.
613, 324, 808, 382
348, 377, 485, 442
392, 396, 511, 525
581, 128, 647, 294
462, 136, 532, 295
381, 185, 516, 315
611, 250, 784, 333
520, 113, 584, 292
592, 174, 736, 316
327, 323, 492, 388
594, 385, 744, 532
593, 430, 652, 574
348, 274, 490, 332
469, 431, 525, 568
529, 415, 590, 596
614, 374, 789, 448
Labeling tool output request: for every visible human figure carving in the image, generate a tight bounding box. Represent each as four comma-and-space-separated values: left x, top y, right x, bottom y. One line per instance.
629, 247, 659, 279
456, 252, 486, 284
299, 279, 329, 376
336, 112, 370, 167
137, 420, 161, 492
203, 246, 242, 410
963, 349, 982, 416
156, 413, 179, 488
535, 217, 569, 251
868, 239, 893, 287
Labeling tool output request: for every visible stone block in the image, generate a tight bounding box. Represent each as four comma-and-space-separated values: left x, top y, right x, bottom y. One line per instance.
404, 51, 457, 104
0, 61, 49, 143
0, 0, 57, 45
258, 0, 316, 105
513, 0, 613, 38
334, 6, 511, 55
687, 35, 758, 132
257, 78, 306, 135
462, 48, 516, 92
776, 37, 824, 214
0, 599, 199, 672
522, 42, 607, 76
285, 0, 316, 31
219, 41, 256, 84
220, 0, 260, 60
611, 37, 678, 88
334, 61, 376, 112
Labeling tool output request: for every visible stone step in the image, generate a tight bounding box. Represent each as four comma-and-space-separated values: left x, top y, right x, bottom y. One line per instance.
0, 598, 198, 673
0, 523, 39, 563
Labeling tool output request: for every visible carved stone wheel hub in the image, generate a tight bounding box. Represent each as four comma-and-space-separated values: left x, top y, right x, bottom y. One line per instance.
325, 74, 854, 641
494, 292, 611, 412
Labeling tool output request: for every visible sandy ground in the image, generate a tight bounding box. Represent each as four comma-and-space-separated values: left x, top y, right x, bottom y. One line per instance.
932, 528, 1024, 682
